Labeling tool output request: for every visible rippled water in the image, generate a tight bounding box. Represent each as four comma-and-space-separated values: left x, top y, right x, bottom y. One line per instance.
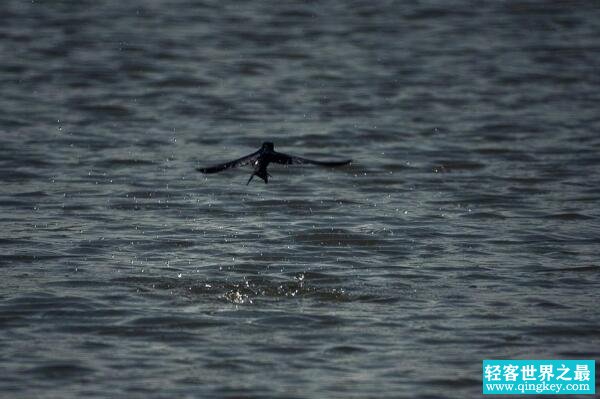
1, 1, 599, 397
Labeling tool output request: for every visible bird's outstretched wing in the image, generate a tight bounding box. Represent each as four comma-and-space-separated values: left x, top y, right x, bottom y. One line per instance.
271, 151, 352, 167
197, 150, 260, 174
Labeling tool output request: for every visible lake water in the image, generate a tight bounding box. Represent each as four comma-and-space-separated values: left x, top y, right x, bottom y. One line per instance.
1, 1, 599, 397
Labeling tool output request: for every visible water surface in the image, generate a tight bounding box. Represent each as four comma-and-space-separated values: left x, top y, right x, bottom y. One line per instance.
1, 1, 599, 397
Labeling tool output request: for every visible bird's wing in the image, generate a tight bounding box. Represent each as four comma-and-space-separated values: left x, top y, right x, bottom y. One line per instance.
197, 150, 260, 174
271, 151, 352, 166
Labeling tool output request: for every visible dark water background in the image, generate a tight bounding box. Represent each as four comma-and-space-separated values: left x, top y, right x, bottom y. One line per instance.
1, 1, 599, 397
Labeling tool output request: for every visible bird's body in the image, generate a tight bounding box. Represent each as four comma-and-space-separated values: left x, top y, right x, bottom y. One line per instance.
197, 142, 351, 184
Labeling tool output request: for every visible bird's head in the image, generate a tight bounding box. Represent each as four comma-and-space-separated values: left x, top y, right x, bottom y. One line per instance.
262, 142, 274, 151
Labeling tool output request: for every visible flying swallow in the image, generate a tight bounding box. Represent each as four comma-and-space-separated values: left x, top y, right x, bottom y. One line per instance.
197, 142, 351, 184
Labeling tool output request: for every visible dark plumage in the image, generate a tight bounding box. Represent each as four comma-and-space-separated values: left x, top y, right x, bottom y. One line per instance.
197, 142, 352, 184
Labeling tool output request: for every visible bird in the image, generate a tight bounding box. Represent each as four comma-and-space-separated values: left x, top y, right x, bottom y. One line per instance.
197, 142, 351, 184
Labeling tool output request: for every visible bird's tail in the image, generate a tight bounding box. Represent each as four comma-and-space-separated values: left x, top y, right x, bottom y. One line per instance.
247, 171, 270, 185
